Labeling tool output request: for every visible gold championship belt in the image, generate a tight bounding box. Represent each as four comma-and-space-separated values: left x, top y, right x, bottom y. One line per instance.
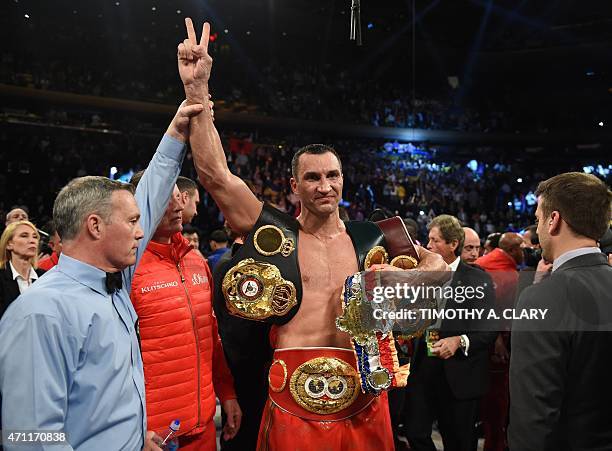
337, 216, 433, 395
267, 348, 375, 421
223, 258, 297, 321
221, 205, 302, 324
289, 357, 360, 415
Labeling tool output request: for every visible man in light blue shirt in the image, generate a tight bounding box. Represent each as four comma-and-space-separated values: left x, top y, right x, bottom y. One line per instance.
0, 102, 205, 451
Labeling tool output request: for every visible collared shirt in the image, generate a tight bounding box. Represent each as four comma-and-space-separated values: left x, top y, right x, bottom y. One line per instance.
0, 134, 185, 451
552, 246, 601, 272
9, 261, 38, 294
448, 256, 461, 272
432, 256, 470, 355
449, 257, 470, 355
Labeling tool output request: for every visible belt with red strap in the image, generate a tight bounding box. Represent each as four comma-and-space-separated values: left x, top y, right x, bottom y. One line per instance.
267, 347, 375, 421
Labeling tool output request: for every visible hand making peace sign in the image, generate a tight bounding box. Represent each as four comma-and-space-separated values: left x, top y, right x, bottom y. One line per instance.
178, 18, 212, 102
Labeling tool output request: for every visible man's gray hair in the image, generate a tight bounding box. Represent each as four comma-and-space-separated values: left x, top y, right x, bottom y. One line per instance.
53, 176, 134, 241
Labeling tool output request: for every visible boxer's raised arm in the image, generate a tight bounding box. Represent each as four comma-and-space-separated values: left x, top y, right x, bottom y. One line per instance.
178, 18, 262, 234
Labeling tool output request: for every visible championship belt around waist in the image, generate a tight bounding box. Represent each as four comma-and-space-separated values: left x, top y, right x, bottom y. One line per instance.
222, 204, 302, 325
267, 347, 375, 421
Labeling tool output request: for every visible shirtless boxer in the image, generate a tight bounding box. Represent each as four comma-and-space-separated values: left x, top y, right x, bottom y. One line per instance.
176, 18, 447, 450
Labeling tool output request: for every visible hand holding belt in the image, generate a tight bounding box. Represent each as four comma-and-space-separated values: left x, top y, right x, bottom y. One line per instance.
338, 218, 425, 395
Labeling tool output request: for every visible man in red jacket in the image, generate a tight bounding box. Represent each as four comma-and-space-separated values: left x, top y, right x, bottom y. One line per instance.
130, 171, 241, 451
38, 221, 62, 271
475, 232, 523, 451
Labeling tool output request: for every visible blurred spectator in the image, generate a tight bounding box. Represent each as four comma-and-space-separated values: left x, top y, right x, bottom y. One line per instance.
461, 227, 481, 265
521, 224, 539, 249
208, 229, 229, 270
0, 220, 44, 318
5, 207, 29, 226
600, 227, 612, 257
38, 220, 62, 271
403, 217, 420, 245
483, 233, 502, 254
475, 232, 524, 451
177, 176, 200, 224
182, 225, 202, 253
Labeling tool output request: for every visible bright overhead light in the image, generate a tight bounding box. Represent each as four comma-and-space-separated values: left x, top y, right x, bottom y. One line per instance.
151, 6, 156, 11
598, 121, 604, 127
517, 178, 522, 183
24, 13, 30, 18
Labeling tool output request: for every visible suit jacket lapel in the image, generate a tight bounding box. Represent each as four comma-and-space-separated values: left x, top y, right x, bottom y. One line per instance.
2, 265, 21, 307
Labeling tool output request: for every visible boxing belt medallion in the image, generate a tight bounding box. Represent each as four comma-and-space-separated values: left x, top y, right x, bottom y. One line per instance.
267, 348, 374, 421
337, 218, 423, 395
223, 258, 297, 321
337, 273, 411, 395
221, 204, 302, 324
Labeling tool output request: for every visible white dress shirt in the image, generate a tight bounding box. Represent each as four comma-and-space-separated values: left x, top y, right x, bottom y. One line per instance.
449, 256, 470, 355
9, 261, 38, 294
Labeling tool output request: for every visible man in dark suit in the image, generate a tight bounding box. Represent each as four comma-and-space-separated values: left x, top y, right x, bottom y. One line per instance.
404, 215, 496, 451
509, 172, 612, 451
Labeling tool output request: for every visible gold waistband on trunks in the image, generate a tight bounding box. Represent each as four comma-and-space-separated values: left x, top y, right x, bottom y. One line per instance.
267, 347, 375, 421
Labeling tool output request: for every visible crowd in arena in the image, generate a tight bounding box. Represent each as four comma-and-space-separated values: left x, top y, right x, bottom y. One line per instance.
1, 115, 558, 252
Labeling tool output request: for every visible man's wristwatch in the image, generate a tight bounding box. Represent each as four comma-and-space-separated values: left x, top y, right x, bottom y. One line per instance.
459, 335, 467, 350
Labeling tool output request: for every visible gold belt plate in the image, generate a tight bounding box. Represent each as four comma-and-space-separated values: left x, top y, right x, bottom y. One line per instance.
222, 258, 297, 320
289, 357, 360, 415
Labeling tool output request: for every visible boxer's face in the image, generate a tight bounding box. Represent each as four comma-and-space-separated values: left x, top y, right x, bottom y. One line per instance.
291, 152, 343, 217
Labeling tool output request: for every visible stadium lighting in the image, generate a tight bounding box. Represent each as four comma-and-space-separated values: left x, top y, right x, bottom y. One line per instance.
517, 178, 522, 183
598, 121, 604, 127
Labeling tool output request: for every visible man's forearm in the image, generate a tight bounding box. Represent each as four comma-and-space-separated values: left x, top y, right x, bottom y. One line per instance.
186, 83, 232, 188
129, 134, 186, 281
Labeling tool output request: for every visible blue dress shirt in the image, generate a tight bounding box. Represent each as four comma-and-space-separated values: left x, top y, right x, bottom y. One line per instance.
0, 134, 185, 451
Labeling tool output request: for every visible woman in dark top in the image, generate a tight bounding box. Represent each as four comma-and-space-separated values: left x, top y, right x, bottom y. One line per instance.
0, 220, 45, 318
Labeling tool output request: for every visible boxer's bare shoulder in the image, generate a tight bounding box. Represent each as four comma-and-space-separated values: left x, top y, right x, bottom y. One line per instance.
275, 229, 358, 348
